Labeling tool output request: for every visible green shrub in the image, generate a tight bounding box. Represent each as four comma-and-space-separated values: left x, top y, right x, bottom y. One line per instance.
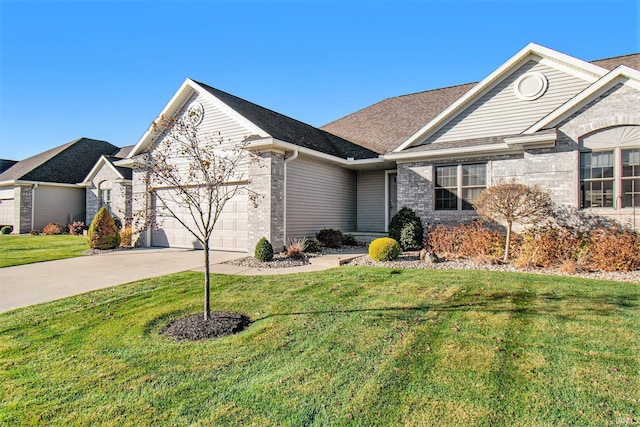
254, 237, 274, 262
342, 233, 358, 246
0, 225, 12, 234
88, 207, 121, 250
316, 229, 342, 249
304, 238, 322, 253
369, 237, 401, 261
389, 207, 424, 250
42, 222, 64, 235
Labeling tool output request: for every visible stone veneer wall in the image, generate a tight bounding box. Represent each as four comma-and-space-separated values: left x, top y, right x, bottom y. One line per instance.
15, 185, 32, 234
247, 151, 285, 253
396, 83, 640, 230
131, 167, 149, 247
86, 164, 132, 227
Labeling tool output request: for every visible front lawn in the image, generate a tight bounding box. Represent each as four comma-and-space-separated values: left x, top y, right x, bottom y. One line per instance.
1, 268, 638, 426
0, 234, 88, 267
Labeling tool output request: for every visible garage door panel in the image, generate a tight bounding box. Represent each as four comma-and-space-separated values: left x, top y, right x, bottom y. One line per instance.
152, 190, 247, 251
0, 198, 15, 226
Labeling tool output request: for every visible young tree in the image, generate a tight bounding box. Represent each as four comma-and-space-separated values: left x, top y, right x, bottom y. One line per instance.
474, 181, 552, 263
136, 114, 260, 321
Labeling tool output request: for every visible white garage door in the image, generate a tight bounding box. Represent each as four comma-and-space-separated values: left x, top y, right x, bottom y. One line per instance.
0, 187, 14, 227
151, 190, 248, 252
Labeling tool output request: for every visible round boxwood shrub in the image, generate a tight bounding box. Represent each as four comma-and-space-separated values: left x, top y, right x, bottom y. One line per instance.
88, 207, 121, 249
388, 207, 424, 250
304, 238, 322, 253
254, 237, 274, 262
1, 225, 12, 234
369, 237, 402, 261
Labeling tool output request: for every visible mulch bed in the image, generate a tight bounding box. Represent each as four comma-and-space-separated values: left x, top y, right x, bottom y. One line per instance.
163, 311, 252, 341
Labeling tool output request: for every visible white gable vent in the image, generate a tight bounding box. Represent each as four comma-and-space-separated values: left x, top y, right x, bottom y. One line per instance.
514, 72, 548, 101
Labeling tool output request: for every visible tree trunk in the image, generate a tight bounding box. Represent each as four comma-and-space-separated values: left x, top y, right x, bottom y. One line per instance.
203, 239, 211, 321
503, 221, 512, 264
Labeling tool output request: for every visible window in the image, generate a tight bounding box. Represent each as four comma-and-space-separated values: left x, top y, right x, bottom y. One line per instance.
580, 151, 614, 208
580, 148, 640, 209
435, 163, 486, 211
100, 188, 112, 212
622, 148, 640, 208
579, 126, 640, 209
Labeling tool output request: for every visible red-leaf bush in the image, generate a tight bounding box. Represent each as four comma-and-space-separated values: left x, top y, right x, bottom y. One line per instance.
67, 221, 86, 236
587, 225, 640, 272
42, 222, 64, 235
427, 222, 504, 259
515, 226, 587, 269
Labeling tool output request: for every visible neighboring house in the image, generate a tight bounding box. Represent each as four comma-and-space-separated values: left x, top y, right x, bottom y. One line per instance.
0, 138, 118, 233
0, 160, 18, 174
115, 43, 638, 253
81, 145, 134, 227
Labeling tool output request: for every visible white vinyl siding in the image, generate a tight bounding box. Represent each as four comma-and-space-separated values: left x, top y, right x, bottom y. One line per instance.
286, 155, 357, 238
424, 60, 590, 145
357, 170, 386, 232
184, 93, 255, 143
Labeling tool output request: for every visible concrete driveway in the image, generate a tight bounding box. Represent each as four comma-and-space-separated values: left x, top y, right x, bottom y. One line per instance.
0, 248, 245, 313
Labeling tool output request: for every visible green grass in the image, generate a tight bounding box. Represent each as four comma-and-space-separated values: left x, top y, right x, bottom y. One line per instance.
0, 234, 88, 267
1, 268, 638, 426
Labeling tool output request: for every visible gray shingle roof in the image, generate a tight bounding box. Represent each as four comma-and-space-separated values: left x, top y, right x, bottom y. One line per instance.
321, 83, 475, 154
0, 137, 118, 184
104, 156, 133, 180
0, 159, 18, 174
320, 53, 640, 155
194, 80, 379, 160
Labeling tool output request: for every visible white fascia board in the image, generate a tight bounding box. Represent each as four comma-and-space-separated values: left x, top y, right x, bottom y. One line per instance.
384, 144, 521, 161
189, 79, 269, 139
128, 78, 195, 158
81, 156, 125, 184
0, 180, 16, 187
247, 138, 385, 167
504, 131, 557, 148
526, 66, 640, 133
393, 43, 609, 153
12, 180, 83, 189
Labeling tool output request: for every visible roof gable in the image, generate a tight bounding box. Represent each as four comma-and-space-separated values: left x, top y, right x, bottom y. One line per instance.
130, 79, 377, 161
393, 43, 609, 152
0, 138, 118, 184
82, 155, 133, 184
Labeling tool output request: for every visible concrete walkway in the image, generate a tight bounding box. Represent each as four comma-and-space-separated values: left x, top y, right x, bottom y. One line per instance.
0, 247, 366, 313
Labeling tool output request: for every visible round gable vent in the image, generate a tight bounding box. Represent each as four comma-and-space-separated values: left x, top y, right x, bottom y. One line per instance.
514, 72, 548, 101
187, 102, 205, 126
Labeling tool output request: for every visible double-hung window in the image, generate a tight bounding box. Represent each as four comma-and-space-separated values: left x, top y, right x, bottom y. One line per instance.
435, 163, 486, 211
579, 126, 640, 209
100, 188, 112, 213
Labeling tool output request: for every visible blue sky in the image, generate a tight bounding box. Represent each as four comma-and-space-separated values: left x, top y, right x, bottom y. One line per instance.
1, 0, 638, 160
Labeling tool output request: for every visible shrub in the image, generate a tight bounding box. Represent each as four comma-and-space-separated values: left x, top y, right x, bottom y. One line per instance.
316, 229, 342, 249
286, 238, 307, 260
587, 225, 640, 272
254, 237, 274, 262
112, 216, 122, 230
388, 207, 424, 250
0, 225, 12, 234
88, 207, 121, 250
369, 237, 401, 261
30, 229, 39, 235
515, 226, 586, 268
342, 233, 358, 246
304, 238, 322, 253
427, 222, 504, 259
119, 226, 132, 247
42, 222, 64, 235
67, 221, 85, 236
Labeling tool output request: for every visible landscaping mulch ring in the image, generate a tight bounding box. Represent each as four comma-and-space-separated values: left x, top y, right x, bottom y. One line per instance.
163, 311, 252, 341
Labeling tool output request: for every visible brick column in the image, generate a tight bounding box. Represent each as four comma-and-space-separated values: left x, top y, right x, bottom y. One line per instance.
247, 151, 285, 254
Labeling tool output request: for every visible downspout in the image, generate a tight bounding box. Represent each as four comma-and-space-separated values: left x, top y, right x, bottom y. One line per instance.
31, 183, 39, 231
283, 149, 299, 245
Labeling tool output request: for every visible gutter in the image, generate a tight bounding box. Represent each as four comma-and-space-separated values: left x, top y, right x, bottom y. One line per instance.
283, 149, 299, 244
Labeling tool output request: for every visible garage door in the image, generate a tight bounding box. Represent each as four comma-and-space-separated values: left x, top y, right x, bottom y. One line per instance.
0, 188, 14, 227
151, 190, 248, 252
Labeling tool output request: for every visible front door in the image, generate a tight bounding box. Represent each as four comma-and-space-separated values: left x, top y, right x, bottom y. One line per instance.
387, 172, 397, 228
